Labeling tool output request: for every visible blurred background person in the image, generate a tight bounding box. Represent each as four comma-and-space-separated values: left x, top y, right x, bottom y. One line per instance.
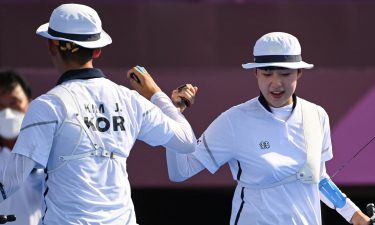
0, 70, 43, 225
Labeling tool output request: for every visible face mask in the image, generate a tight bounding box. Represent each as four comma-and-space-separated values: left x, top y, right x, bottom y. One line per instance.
0, 108, 25, 139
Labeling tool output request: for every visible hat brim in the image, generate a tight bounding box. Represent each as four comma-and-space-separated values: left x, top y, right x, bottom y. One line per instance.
241, 61, 314, 70
36, 23, 112, 49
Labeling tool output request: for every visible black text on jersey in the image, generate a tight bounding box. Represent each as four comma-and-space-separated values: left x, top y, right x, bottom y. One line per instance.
83, 103, 125, 132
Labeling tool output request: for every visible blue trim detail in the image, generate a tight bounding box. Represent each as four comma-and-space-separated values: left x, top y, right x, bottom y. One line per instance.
0, 182, 7, 200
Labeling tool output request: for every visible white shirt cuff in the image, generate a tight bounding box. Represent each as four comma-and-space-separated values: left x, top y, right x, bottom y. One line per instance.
150, 91, 168, 104
336, 198, 360, 223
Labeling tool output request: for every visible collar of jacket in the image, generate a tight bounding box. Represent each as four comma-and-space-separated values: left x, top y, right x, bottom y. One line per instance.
56, 68, 106, 86
258, 92, 297, 113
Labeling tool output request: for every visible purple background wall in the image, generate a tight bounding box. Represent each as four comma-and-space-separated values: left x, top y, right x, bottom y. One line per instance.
1, 1, 375, 187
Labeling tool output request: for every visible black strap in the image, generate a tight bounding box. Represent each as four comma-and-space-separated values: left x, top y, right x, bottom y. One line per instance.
254, 55, 301, 63
48, 27, 100, 42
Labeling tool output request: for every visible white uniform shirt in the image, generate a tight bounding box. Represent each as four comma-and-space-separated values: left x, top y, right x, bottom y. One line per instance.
10, 68, 194, 225
0, 147, 43, 225
192, 96, 333, 225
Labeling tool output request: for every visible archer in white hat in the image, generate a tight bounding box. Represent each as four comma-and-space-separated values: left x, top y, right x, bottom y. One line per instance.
0, 3, 198, 225
240, 32, 314, 110
36, 3, 112, 74
155, 32, 371, 225
242, 32, 313, 70
0, 71, 43, 225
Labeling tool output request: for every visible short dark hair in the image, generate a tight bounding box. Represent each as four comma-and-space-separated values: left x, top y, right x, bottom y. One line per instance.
0, 70, 32, 99
257, 66, 291, 71
57, 41, 95, 65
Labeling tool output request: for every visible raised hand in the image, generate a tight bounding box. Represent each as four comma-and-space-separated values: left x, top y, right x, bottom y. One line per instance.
126, 65, 161, 100
171, 83, 198, 112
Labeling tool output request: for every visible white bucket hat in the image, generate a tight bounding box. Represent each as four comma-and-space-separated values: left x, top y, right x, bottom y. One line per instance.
242, 32, 313, 69
36, 3, 112, 49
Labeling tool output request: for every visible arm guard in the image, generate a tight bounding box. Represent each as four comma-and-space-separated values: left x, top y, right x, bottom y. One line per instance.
319, 178, 346, 208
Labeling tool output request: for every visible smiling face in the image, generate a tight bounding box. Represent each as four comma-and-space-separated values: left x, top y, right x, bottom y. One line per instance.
255, 67, 302, 108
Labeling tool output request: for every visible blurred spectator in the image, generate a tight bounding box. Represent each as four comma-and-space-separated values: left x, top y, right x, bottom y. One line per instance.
0, 70, 43, 225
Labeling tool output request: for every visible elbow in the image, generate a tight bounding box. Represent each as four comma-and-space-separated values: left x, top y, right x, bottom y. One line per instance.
179, 125, 196, 154
168, 174, 188, 182
165, 129, 196, 154
180, 132, 196, 154
167, 141, 195, 154
180, 144, 195, 154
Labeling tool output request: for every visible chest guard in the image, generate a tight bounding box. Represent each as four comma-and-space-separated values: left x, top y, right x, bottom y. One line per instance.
297, 99, 323, 183
239, 99, 323, 189
46, 85, 124, 172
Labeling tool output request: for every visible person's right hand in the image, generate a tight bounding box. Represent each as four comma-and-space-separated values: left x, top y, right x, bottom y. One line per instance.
171, 84, 198, 112
351, 211, 371, 225
126, 66, 161, 100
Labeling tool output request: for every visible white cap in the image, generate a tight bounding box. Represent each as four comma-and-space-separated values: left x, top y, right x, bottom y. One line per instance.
242, 32, 313, 69
36, 3, 112, 48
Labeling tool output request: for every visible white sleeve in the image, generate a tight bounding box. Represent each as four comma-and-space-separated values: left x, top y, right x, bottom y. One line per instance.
0, 153, 36, 203
192, 112, 235, 174
319, 163, 360, 223
150, 92, 196, 154
166, 149, 205, 182
319, 109, 359, 223
165, 110, 235, 181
